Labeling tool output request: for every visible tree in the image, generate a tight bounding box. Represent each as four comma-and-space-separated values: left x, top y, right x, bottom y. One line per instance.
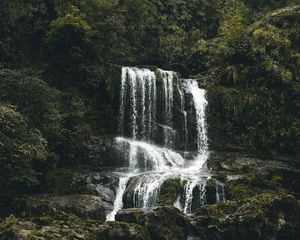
0, 104, 48, 194
0, 69, 65, 156
45, 5, 95, 88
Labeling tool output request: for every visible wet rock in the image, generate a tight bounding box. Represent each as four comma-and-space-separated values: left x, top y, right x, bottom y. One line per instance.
192, 193, 300, 240
156, 178, 182, 206
46, 168, 120, 214
116, 206, 191, 240
14, 195, 106, 221
154, 123, 177, 149
122, 176, 140, 208
205, 179, 217, 204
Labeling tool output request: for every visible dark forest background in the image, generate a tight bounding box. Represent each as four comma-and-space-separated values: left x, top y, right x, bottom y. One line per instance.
0, 0, 300, 195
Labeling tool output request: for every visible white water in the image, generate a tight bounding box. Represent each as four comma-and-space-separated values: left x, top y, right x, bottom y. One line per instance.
108, 67, 214, 220
106, 175, 131, 221
216, 182, 226, 202
119, 67, 156, 140
183, 79, 208, 153
159, 69, 175, 126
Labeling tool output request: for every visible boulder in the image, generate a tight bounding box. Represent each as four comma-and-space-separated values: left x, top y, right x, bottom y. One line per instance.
46, 169, 121, 214
96, 222, 150, 240
156, 178, 182, 206
207, 151, 300, 199
0, 214, 96, 239
74, 171, 120, 213
116, 206, 191, 240
192, 193, 300, 240
205, 179, 217, 204
0, 214, 149, 240
14, 195, 106, 221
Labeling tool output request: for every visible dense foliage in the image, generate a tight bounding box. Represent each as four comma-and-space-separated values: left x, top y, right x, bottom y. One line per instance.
0, 0, 300, 193
0, 104, 47, 194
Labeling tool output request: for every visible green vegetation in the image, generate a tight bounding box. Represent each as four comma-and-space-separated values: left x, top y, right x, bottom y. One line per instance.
157, 178, 182, 206
0, 0, 299, 201
1, 1, 299, 238
0, 104, 47, 195
194, 193, 300, 240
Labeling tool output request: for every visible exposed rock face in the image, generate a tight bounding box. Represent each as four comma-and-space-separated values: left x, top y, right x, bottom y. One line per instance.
116, 206, 191, 240
73, 171, 120, 214
192, 193, 300, 240
207, 151, 300, 199
122, 176, 141, 208
46, 168, 121, 214
13, 195, 106, 221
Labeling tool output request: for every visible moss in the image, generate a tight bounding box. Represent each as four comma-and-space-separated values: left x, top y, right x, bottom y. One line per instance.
227, 182, 265, 201
96, 221, 151, 240
0, 215, 18, 231
270, 175, 283, 188
116, 206, 190, 240
195, 192, 300, 240
156, 178, 182, 206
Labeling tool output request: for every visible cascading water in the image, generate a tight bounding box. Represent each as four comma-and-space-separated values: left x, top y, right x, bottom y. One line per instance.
107, 67, 217, 221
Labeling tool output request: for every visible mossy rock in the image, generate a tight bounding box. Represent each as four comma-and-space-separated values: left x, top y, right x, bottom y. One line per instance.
12, 195, 106, 221
193, 192, 300, 240
96, 221, 150, 240
0, 213, 150, 240
116, 206, 191, 240
0, 213, 100, 239
156, 178, 182, 206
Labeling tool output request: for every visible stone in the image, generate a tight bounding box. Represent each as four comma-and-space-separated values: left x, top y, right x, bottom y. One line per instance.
74, 171, 120, 213
96, 222, 150, 240
14, 195, 106, 221
192, 193, 300, 240
207, 151, 300, 199
205, 179, 217, 204
0, 214, 151, 240
45, 169, 121, 214
116, 206, 191, 240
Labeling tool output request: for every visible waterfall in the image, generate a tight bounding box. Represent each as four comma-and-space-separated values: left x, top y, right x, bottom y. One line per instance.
106, 175, 131, 221
108, 67, 214, 220
183, 80, 208, 153
159, 69, 175, 126
119, 67, 156, 140
216, 182, 226, 202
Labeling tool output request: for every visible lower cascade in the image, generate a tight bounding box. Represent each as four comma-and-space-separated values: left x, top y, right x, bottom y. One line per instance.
107, 67, 223, 221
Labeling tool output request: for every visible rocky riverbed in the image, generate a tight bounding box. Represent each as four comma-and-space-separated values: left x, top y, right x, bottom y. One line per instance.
1, 151, 299, 240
